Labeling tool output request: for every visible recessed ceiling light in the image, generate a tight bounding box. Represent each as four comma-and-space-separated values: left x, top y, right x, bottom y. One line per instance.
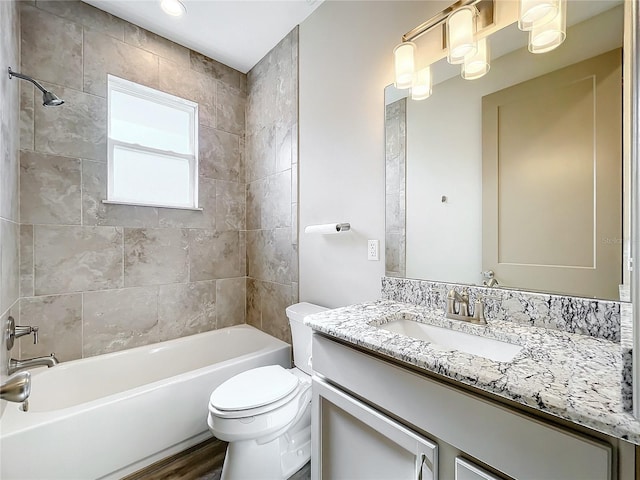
160, 0, 186, 17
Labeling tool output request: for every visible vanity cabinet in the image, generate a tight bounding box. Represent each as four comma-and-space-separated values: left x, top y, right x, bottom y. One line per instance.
311, 334, 631, 480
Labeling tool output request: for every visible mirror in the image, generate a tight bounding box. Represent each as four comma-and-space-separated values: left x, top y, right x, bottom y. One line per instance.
385, 0, 627, 301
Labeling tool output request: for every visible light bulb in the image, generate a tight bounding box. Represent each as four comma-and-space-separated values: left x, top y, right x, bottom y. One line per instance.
394, 42, 416, 90
528, 0, 566, 53
518, 0, 559, 31
462, 37, 490, 80
412, 67, 432, 101
446, 6, 477, 65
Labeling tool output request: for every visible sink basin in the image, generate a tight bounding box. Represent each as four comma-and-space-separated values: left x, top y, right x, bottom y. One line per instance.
379, 319, 523, 362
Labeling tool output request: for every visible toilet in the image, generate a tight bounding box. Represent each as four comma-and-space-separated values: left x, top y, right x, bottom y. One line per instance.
207, 302, 328, 480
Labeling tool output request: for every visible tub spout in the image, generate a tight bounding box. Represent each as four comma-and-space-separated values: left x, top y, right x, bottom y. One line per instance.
8, 353, 59, 375
0, 371, 31, 403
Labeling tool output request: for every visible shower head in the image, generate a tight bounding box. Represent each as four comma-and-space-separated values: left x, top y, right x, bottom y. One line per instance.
8, 67, 64, 107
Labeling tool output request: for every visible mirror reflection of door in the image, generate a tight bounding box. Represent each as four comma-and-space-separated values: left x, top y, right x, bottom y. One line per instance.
482, 48, 622, 299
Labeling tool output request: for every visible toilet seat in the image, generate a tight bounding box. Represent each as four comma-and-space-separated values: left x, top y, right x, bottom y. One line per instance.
209, 366, 302, 419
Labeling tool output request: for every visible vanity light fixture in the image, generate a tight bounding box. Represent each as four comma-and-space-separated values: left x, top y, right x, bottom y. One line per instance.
412, 66, 433, 100
392, 0, 567, 101
528, 0, 566, 53
446, 6, 478, 65
462, 37, 490, 79
393, 42, 417, 89
160, 0, 186, 17
518, 0, 559, 31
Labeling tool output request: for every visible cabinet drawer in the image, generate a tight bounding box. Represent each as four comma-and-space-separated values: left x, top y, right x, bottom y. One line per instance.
313, 334, 611, 480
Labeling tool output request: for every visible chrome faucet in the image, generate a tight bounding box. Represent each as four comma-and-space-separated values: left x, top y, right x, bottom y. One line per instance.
445, 288, 487, 325
8, 353, 59, 375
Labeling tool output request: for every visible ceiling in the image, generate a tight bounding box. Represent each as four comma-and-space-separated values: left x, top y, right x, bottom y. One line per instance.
82, 0, 323, 73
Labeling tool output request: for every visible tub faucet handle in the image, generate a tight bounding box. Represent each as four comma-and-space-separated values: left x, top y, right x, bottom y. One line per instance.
13, 323, 38, 345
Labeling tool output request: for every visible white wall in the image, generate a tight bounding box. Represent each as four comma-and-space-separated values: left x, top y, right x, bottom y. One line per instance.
299, 1, 447, 308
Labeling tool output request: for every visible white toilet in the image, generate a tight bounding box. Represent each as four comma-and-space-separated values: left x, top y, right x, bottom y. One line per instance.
207, 302, 327, 480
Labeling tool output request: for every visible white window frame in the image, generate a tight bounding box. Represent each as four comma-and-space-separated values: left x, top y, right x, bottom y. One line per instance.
105, 75, 200, 210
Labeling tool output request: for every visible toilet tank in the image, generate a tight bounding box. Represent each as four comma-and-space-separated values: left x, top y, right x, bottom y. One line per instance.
286, 302, 328, 375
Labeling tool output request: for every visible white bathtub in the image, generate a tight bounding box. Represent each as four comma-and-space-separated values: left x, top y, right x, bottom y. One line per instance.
0, 325, 291, 480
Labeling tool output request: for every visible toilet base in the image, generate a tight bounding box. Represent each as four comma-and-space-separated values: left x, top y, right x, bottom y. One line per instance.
220, 410, 311, 480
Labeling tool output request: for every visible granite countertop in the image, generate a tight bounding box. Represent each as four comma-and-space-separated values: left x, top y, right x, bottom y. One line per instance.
304, 300, 640, 445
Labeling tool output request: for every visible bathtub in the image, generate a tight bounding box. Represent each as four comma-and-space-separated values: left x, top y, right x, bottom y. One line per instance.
0, 325, 291, 480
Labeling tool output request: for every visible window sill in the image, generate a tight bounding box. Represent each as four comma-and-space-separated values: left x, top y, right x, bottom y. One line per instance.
102, 200, 203, 211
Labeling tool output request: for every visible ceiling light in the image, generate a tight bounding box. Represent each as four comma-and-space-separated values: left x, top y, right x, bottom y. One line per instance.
160, 0, 186, 17
446, 6, 477, 65
462, 37, 490, 80
393, 42, 416, 90
518, 0, 559, 31
411, 67, 432, 101
528, 0, 566, 53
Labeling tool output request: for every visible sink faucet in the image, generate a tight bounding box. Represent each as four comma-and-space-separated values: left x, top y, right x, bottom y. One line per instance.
446, 288, 487, 325
8, 353, 59, 375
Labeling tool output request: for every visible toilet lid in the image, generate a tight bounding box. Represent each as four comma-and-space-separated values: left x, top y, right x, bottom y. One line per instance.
210, 365, 299, 411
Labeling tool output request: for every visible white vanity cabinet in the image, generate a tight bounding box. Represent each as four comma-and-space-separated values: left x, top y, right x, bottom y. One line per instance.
314, 378, 438, 480
311, 334, 630, 480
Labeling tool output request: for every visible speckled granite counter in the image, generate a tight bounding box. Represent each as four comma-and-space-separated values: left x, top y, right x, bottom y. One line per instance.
305, 300, 640, 445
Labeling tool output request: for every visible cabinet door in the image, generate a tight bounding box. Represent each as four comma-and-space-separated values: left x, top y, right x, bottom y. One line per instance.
312, 378, 437, 480
455, 458, 502, 480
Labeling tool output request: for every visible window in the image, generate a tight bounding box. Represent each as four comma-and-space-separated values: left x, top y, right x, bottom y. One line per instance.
106, 75, 199, 210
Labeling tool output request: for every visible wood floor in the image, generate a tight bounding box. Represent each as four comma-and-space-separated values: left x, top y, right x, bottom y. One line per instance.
122, 438, 311, 480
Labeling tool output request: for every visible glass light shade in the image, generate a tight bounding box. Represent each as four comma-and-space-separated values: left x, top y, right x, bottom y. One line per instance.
446, 6, 477, 65
393, 42, 417, 89
160, 0, 186, 17
528, 0, 566, 53
462, 37, 490, 80
411, 67, 432, 101
518, 0, 559, 31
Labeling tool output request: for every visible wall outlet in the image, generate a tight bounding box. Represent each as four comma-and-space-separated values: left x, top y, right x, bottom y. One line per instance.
367, 239, 380, 261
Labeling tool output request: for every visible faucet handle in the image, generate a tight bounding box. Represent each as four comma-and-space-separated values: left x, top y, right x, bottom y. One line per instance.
6, 317, 39, 350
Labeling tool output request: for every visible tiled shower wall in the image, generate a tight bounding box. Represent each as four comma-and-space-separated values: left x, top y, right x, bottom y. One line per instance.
0, 0, 20, 415
17, 1, 248, 360
245, 29, 299, 343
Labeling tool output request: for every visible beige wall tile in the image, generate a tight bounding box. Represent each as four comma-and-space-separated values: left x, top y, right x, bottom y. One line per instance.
247, 228, 292, 285
1, 220, 19, 314
35, 1, 125, 40
199, 125, 241, 182
20, 5, 83, 90
188, 229, 242, 281
216, 83, 245, 136
216, 277, 246, 328
34, 225, 123, 295
34, 84, 106, 162
19, 225, 34, 298
19, 293, 82, 361
159, 58, 216, 128
216, 180, 245, 232
157, 281, 216, 341
83, 286, 158, 356
20, 150, 81, 225
261, 281, 292, 343
246, 179, 264, 230
190, 51, 241, 89
19, 83, 34, 150
83, 29, 159, 97
246, 126, 275, 183
124, 228, 189, 287
246, 277, 261, 329
82, 160, 159, 228
124, 24, 189, 67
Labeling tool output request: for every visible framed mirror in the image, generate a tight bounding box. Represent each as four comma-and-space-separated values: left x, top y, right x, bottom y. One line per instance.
385, 0, 628, 301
